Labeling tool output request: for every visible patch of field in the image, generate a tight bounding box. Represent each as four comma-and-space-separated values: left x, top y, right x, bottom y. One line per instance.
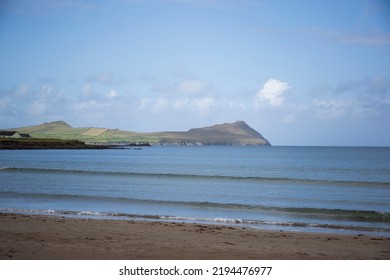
81, 128, 107, 137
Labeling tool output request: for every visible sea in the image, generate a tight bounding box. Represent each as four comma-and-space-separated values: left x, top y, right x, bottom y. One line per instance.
0, 146, 389, 236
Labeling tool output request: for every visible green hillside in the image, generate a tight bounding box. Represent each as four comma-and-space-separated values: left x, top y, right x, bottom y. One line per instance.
14, 121, 159, 144
11, 121, 271, 146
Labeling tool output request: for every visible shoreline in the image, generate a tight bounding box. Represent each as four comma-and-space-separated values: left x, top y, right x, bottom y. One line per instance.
2, 208, 389, 238
0, 138, 153, 150
1, 213, 389, 260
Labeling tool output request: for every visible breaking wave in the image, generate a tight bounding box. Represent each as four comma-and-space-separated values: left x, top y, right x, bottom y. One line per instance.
1, 190, 389, 223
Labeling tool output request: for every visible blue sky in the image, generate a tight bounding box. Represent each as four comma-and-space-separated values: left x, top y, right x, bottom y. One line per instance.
0, 0, 389, 145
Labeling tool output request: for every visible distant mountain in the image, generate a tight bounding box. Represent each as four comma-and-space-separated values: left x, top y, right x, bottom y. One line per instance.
10, 121, 271, 146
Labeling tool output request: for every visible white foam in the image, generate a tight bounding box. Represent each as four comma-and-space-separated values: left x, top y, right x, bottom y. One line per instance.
77, 211, 106, 216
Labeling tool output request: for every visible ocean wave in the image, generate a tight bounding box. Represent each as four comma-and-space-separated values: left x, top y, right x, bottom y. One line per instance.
1, 166, 389, 187
1, 190, 389, 223
1, 208, 389, 234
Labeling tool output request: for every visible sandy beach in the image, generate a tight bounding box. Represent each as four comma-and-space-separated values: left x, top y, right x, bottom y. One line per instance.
0, 213, 389, 260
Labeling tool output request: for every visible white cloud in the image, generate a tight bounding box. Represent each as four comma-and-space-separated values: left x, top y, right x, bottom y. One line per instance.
87, 73, 115, 85
256, 78, 291, 107
329, 77, 390, 95
313, 98, 357, 120
172, 98, 190, 110
152, 77, 210, 96
177, 79, 207, 95
135, 95, 215, 115
17, 85, 69, 117
189, 97, 215, 112
82, 83, 93, 96
106, 90, 118, 99
308, 76, 390, 121
313, 94, 390, 121
41, 85, 54, 95
228, 102, 247, 110
137, 98, 149, 111
153, 97, 169, 113
28, 101, 47, 116
0, 96, 11, 112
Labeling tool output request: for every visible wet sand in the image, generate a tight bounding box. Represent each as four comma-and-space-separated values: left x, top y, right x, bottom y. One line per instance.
1, 213, 389, 260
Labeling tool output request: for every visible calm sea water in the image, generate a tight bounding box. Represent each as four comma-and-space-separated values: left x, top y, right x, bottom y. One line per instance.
1, 146, 389, 236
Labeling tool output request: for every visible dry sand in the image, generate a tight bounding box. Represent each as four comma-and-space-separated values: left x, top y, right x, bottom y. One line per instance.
1, 213, 389, 260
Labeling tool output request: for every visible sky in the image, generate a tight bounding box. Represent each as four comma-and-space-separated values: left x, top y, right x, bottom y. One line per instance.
0, 0, 389, 146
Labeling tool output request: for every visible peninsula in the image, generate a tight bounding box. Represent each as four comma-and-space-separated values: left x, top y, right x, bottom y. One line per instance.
1, 120, 271, 147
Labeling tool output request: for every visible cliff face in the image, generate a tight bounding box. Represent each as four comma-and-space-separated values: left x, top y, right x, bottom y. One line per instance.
10, 120, 271, 146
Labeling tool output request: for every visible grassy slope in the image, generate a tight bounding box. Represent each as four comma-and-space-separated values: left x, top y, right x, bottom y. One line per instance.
11, 121, 270, 145
15, 121, 159, 144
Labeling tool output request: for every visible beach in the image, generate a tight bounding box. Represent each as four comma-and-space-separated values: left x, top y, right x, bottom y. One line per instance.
1, 213, 389, 260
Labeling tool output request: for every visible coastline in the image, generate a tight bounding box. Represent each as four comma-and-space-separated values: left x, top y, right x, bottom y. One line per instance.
0, 139, 108, 150
1, 213, 389, 260
0, 138, 151, 149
